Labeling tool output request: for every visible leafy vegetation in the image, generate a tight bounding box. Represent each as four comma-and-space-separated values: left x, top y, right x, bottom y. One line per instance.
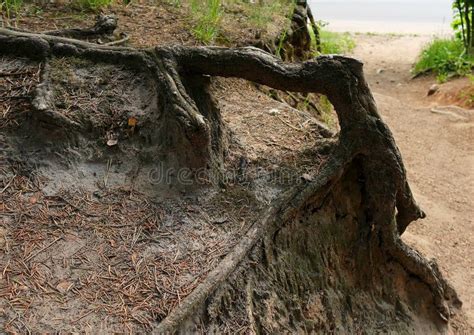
275, 30, 287, 59
413, 1, 474, 81
1, 0, 113, 16
75, 0, 114, 11
167, 0, 182, 6
308, 24, 355, 55
318, 94, 336, 128
319, 30, 355, 55
246, 0, 292, 29
414, 38, 474, 82
190, 0, 222, 44
188, 0, 294, 45
0, 0, 23, 19
452, 0, 474, 55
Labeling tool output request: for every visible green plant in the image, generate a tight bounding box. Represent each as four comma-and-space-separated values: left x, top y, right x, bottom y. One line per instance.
318, 94, 336, 128
190, 0, 222, 44
320, 31, 355, 54
413, 38, 474, 78
308, 24, 355, 55
275, 30, 287, 59
166, 0, 181, 6
29, 4, 44, 15
436, 72, 448, 83
414, 2, 474, 80
247, 0, 289, 29
301, 94, 311, 110
307, 24, 318, 50
1, 0, 23, 19
75, 0, 113, 11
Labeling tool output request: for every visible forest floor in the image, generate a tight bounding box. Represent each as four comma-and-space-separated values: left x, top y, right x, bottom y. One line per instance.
350, 33, 474, 326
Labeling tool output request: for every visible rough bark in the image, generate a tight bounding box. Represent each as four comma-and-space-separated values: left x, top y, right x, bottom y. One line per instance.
275, 0, 315, 61
0, 27, 461, 332
306, 2, 322, 52
253, 0, 319, 61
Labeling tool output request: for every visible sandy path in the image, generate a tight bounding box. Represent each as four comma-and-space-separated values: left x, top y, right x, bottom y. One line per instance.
351, 34, 474, 326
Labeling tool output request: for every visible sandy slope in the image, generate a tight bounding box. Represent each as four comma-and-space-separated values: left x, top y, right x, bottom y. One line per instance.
351, 34, 474, 326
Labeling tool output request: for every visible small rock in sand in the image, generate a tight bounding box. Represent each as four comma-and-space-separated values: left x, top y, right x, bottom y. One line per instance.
427, 84, 439, 96
268, 108, 280, 116
107, 138, 118, 146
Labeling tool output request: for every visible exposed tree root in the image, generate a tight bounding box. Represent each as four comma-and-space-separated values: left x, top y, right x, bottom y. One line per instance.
306, 1, 321, 52
42, 14, 118, 39
4, 14, 118, 40
0, 26, 461, 332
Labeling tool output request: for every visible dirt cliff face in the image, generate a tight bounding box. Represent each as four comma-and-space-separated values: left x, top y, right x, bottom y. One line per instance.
172, 164, 450, 334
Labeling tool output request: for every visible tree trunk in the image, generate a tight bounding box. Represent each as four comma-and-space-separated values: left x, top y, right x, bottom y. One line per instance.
470, 2, 474, 54
465, 1, 472, 53
306, 1, 322, 52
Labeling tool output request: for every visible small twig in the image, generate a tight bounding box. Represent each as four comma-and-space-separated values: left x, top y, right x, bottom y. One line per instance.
285, 90, 300, 102
0, 95, 31, 100
1, 174, 16, 193
275, 114, 303, 132
430, 107, 469, 121
71, 309, 96, 324
50, 16, 76, 21
0, 71, 31, 77
104, 34, 130, 46
108, 213, 154, 228
262, 139, 294, 151
103, 158, 112, 188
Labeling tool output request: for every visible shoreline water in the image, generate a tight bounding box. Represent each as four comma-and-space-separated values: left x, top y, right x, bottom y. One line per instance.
321, 20, 452, 36
309, 0, 453, 36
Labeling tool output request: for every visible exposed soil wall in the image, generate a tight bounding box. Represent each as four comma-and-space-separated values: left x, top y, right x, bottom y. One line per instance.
0, 16, 467, 334
161, 164, 451, 334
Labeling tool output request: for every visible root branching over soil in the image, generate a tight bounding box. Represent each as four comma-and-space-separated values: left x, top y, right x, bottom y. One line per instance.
0, 26, 462, 333
7, 14, 119, 40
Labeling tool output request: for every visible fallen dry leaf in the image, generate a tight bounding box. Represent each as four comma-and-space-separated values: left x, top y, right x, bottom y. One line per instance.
128, 117, 137, 127
56, 280, 73, 293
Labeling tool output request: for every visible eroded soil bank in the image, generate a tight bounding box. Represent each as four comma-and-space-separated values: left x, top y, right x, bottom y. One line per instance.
0, 3, 472, 334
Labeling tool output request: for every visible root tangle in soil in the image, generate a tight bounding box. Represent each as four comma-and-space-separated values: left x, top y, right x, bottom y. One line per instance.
0, 23, 461, 333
